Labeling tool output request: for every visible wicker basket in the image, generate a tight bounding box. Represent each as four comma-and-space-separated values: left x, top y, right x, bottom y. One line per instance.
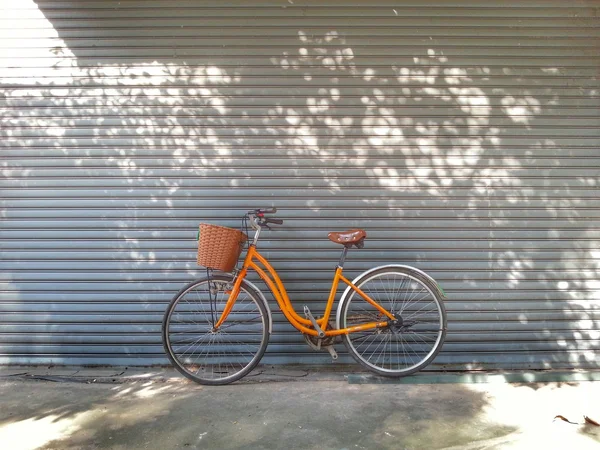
197, 223, 248, 272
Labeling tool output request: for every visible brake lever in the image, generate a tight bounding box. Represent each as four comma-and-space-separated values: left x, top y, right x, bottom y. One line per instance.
254, 218, 271, 230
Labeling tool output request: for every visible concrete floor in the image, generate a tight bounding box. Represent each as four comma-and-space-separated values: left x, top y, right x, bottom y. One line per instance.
0, 367, 599, 450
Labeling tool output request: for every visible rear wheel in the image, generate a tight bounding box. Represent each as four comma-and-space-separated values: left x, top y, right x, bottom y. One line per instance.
340, 268, 446, 377
162, 275, 269, 385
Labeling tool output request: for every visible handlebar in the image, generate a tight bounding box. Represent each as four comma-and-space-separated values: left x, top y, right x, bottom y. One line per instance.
247, 208, 283, 230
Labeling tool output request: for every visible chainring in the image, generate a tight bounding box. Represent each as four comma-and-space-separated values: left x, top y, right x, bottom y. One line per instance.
302, 321, 337, 350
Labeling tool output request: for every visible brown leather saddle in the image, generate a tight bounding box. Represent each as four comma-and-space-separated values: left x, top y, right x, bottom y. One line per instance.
327, 229, 367, 247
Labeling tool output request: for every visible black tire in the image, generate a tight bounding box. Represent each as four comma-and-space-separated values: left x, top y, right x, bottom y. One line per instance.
340, 267, 446, 377
162, 274, 270, 385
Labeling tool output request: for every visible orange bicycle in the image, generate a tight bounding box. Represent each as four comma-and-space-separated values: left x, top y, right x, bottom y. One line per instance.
162, 208, 447, 385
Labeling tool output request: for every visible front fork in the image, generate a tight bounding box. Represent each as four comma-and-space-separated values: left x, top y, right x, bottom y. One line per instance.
213, 267, 247, 329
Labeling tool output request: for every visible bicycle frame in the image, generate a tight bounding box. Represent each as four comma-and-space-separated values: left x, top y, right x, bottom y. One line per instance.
215, 244, 396, 337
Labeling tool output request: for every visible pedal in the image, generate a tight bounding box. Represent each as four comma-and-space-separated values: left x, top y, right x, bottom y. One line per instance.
326, 346, 338, 361
304, 306, 326, 338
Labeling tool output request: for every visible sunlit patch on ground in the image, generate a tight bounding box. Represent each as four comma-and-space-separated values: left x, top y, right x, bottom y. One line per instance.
0, 412, 87, 450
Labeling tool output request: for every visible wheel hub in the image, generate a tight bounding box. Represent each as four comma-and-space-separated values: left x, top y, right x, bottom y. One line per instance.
388, 314, 405, 333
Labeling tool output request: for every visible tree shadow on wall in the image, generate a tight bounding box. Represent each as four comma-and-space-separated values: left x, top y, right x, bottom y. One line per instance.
1, 1, 599, 369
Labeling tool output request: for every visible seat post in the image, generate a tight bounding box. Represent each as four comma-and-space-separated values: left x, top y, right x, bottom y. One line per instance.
337, 245, 351, 268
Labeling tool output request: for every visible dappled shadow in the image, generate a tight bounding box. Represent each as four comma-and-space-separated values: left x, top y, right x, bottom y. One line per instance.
0, 378, 515, 450
0, 379, 198, 449
0, 1, 599, 370
3, 376, 600, 449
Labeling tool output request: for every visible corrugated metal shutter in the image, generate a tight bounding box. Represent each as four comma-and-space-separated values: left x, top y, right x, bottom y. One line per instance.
1, 0, 599, 369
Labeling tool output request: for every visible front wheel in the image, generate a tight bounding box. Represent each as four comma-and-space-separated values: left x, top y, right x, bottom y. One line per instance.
339, 267, 446, 377
162, 274, 270, 385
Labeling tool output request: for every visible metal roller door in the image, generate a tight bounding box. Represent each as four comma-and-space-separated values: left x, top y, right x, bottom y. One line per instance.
1, 0, 599, 369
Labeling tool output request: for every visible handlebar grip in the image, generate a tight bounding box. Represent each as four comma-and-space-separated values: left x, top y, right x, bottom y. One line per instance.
265, 218, 283, 225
